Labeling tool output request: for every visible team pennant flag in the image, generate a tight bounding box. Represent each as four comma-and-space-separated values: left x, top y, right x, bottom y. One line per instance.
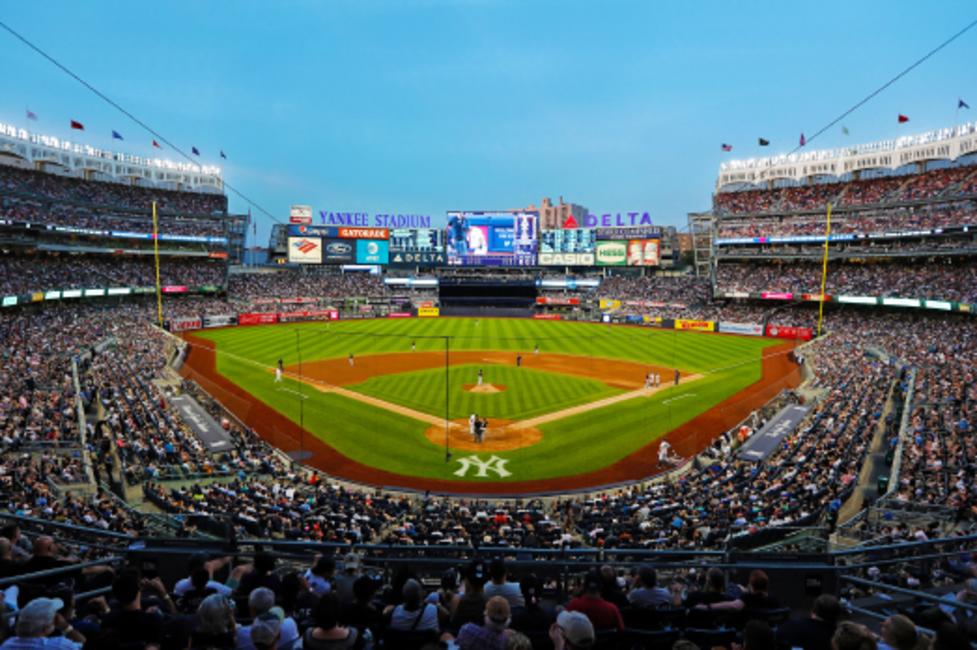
758, 138, 770, 146
721, 143, 732, 152
112, 130, 124, 140
191, 146, 200, 156
152, 140, 161, 149
70, 120, 84, 130
220, 150, 227, 159
960, 99, 970, 110
842, 126, 849, 136
898, 114, 910, 123
799, 133, 806, 147
25, 109, 37, 121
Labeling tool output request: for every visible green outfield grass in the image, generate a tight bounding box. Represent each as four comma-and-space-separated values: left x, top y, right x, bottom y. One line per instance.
194, 318, 781, 482
349, 363, 623, 420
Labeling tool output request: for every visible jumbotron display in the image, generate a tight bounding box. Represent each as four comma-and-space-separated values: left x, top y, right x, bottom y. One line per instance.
445, 211, 538, 266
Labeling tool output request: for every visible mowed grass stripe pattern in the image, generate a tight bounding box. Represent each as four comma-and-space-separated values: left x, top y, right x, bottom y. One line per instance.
196, 319, 779, 482
350, 364, 623, 420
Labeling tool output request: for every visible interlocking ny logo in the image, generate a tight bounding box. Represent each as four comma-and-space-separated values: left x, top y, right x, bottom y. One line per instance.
453, 454, 511, 478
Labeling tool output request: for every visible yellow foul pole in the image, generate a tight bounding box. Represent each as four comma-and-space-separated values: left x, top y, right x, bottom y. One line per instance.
152, 201, 163, 328
816, 202, 832, 337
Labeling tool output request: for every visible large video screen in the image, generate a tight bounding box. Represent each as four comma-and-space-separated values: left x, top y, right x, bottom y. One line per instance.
539, 228, 596, 265
445, 211, 537, 266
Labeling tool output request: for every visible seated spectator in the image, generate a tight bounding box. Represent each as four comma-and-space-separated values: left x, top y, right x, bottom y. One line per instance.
832, 621, 877, 650
302, 594, 362, 649
776, 594, 842, 650
386, 579, 439, 634
195, 593, 237, 649
235, 587, 300, 650
0, 597, 85, 649
876, 614, 923, 650
250, 617, 281, 650
598, 566, 629, 611
484, 559, 524, 610
703, 569, 780, 611
686, 568, 732, 608
456, 596, 512, 649
340, 575, 381, 643
627, 566, 672, 609
549, 611, 596, 650
743, 619, 777, 650
565, 571, 623, 632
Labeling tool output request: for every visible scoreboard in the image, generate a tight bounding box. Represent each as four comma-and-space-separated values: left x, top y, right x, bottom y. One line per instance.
389, 228, 444, 252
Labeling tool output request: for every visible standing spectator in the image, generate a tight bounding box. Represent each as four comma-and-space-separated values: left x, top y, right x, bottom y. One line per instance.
194, 593, 237, 649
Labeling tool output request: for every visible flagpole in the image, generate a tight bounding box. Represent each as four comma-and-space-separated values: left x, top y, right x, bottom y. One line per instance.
816, 202, 832, 338
152, 201, 164, 328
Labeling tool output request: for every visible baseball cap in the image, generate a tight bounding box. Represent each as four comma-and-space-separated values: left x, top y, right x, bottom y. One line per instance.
466, 560, 486, 583
250, 616, 282, 647
557, 610, 595, 648
16, 597, 64, 636
344, 553, 361, 571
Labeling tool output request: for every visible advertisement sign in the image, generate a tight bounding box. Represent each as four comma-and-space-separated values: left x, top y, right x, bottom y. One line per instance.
536, 296, 580, 306
598, 298, 622, 310
290, 205, 313, 225
162, 285, 189, 294
339, 227, 389, 240
169, 318, 201, 332
538, 252, 595, 265
765, 324, 813, 341
675, 319, 715, 332
626, 239, 660, 266
355, 239, 389, 264
287, 237, 323, 264
596, 226, 661, 240
533, 313, 562, 320
418, 306, 440, 318
202, 314, 236, 328
718, 322, 764, 336
238, 312, 279, 325
445, 211, 538, 266
387, 312, 413, 318
595, 241, 627, 266
322, 238, 355, 263
388, 251, 446, 266
277, 310, 339, 322
761, 292, 794, 300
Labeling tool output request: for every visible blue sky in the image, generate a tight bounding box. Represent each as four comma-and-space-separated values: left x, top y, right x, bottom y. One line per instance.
2, 1, 976, 243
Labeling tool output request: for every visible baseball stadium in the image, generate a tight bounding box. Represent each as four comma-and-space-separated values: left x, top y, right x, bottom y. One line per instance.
1, 4, 977, 650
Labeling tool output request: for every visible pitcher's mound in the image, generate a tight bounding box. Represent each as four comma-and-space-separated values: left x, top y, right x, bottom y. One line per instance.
425, 418, 541, 451
463, 383, 507, 394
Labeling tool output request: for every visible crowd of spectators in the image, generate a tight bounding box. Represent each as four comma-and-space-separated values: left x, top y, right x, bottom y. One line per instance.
0, 164, 227, 214
228, 271, 389, 307
0, 255, 226, 295
715, 259, 977, 303
717, 201, 977, 239
595, 276, 710, 305
714, 164, 977, 216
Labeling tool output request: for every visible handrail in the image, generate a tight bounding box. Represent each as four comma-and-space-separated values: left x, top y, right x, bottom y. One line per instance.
0, 557, 123, 588
887, 367, 915, 497
0, 512, 134, 541
840, 575, 977, 614
71, 356, 96, 486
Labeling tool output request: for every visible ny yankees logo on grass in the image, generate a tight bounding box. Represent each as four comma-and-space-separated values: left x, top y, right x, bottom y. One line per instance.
453, 454, 511, 478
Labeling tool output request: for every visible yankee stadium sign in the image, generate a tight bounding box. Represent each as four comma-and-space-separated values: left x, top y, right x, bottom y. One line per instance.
320, 211, 431, 228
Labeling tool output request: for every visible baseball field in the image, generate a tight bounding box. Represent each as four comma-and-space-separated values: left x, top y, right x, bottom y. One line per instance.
182, 318, 800, 494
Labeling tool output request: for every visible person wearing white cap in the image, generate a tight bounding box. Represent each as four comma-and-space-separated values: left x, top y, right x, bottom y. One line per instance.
1, 597, 85, 649
250, 616, 282, 650
550, 610, 595, 649
235, 587, 300, 650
